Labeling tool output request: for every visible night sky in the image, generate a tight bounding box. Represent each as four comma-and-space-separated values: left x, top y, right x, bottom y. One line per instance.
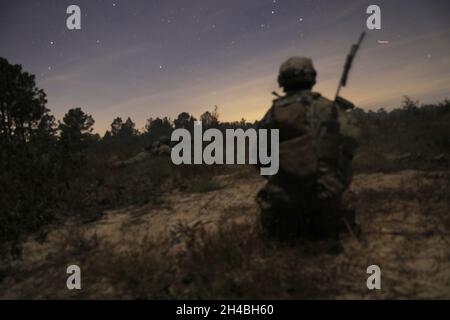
1, 0, 449, 133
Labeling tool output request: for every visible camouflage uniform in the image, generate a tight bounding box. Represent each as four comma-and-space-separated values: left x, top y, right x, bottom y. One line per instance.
146, 135, 172, 156
257, 57, 359, 241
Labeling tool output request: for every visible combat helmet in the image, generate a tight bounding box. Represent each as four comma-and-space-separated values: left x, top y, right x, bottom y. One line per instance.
278, 57, 317, 92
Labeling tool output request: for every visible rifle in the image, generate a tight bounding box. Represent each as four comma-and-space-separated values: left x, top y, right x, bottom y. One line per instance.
328, 32, 366, 133
334, 32, 366, 105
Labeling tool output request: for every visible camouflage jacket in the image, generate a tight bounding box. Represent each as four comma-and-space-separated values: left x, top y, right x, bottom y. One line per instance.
258, 90, 360, 197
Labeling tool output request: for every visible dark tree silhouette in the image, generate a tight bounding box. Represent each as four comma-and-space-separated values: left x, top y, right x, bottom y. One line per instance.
110, 117, 138, 138
121, 117, 138, 137
145, 116, 173, 141
0, 57, 60, 244
200, 105, 219, 129
174, 112, 196, 130
110, 117, 124, 136
0, 57, 52, 143
59, 107, 95, 151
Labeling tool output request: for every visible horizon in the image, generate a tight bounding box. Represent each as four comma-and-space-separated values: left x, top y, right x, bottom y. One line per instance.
1, 0, 449, 134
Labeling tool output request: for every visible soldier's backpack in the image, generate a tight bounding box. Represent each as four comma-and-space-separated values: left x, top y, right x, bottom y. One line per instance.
267, 91, 357, 184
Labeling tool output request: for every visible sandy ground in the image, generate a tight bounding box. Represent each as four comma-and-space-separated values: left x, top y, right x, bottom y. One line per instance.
1, 169, 449, 299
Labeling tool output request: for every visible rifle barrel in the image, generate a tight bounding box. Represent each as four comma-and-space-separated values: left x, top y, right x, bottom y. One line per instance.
334, 32, 366, 99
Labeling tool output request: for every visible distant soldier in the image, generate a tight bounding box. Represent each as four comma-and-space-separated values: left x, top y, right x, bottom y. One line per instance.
257, 57, 360, 242
149, 135, 171, 156
143, 135, 170, 156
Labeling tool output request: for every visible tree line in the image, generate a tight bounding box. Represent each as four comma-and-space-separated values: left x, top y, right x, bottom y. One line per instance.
0, 57, 255, 247
1, 56, 449, 250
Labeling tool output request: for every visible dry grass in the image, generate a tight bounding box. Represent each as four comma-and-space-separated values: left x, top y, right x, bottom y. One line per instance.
1, 169, 449, 299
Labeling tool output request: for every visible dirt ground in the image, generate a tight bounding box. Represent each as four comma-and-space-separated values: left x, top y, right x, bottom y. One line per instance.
1, 169, 449, 299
